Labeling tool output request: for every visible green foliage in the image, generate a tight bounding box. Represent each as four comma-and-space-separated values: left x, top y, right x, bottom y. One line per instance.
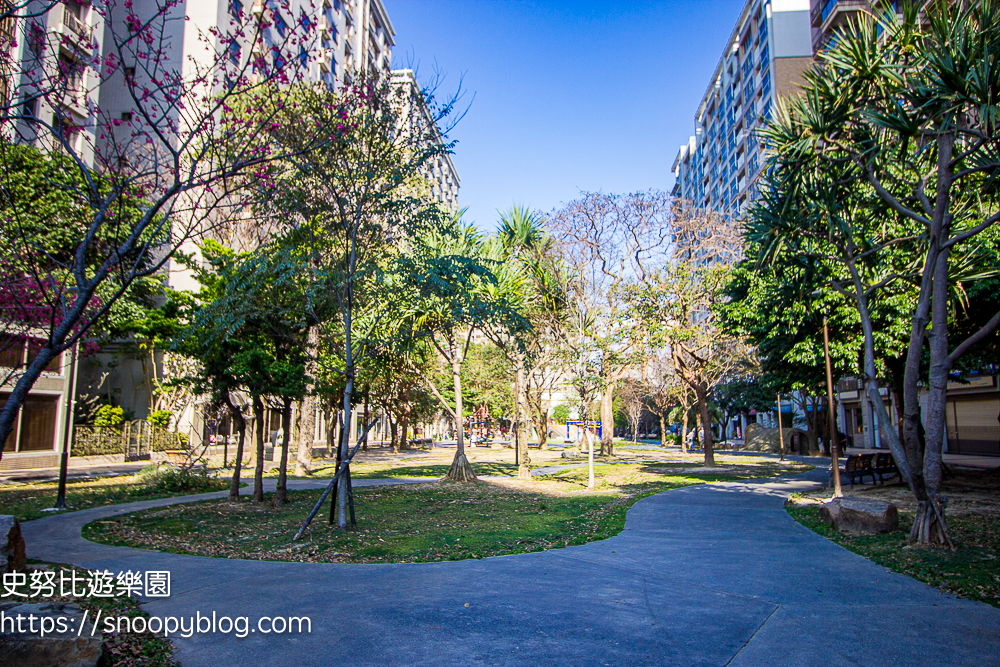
139, 464, 220, 494
93, 405, 124, 428
551, 405, 570, 424
146, 410, 172, 428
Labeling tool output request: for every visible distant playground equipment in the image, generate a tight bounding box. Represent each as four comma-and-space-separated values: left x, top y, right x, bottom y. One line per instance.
566, 420, 601, 442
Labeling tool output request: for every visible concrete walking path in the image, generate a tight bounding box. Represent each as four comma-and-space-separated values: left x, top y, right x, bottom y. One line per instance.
20, 467, 1000, 666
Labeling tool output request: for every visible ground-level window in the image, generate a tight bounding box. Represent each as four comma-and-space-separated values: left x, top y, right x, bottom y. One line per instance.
0, 393, 59, 452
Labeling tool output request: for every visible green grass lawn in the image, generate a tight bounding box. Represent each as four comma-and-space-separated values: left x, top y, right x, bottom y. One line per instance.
83, 458, 812, 564
283, 460, 519, 480
2, 466, 229, 522
787, 504, 1000, 608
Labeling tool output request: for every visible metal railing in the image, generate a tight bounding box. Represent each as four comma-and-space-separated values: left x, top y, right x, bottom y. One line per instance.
62, 5, 92, 42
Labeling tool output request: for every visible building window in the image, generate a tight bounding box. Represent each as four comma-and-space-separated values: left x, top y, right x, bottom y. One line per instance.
228, 0, 242, 20
228, 39, 240, 65
274, 13, 288, 38
299, 46, 308, 68
1, 393, 60, 453
22, 96, 38, 118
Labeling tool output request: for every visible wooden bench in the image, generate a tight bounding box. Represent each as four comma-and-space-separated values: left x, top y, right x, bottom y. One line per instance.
873, 452, 900, 484
835, 454, 876, 489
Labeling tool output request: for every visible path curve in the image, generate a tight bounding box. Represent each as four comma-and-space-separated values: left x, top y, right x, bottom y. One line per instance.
21, 467, 1000, 666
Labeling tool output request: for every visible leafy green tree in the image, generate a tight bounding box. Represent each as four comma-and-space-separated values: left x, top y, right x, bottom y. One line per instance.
754, 3, 1000, 544
392, 217, 528, 481
250, 76, 455, 528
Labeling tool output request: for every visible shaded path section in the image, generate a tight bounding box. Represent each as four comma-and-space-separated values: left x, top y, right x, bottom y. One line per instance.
21, 468, 1000, 666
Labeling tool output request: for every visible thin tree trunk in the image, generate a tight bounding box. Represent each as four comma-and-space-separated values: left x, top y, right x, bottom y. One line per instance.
276, 399, 292, 504
659, 412, 667, 447
390, 416, 399, 453
252, 395, 265, 503
225, 394, 246, 501
401, 411, 409, 452
446, 336, 476, 481
696, 383, 714, 466
600, 380, 615, 456
680, 399, 690, 454
361, 387, 370, 452
516, 353, 530, 479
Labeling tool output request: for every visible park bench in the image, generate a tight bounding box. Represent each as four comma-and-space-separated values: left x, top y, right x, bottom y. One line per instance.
834, 454, 876, 489
873, 452, 900, 484
409, 438, 433, 449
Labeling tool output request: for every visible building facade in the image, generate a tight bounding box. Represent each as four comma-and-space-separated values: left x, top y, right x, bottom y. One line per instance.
391, 68, 460, 210
671, 0, 813, 218
1, 1, 105, 469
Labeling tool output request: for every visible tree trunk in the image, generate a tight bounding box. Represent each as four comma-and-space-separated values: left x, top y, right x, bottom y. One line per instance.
295, 394, 315, 477
400, 412, 409, 452
516, 353, 531, 479
695, 383, 714, 466
446, 338, 476, 482
389, 417, 399, 454
361, 387, 370, 452
252, 395, 265, 503
917, 215, 954, 546
324, 407, 336, 459
600, 381, 615, 456
680, 401, 690, 455
225, 395, 246, 501
659, 412, 667, 447
276, 399, 292, 504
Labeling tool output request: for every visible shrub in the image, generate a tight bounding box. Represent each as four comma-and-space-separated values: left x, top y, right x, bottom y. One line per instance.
93, 405, 124, 427
140, 463, 221, 493
146, 410, 173, 428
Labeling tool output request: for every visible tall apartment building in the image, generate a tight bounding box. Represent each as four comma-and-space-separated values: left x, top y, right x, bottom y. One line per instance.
6, 2, 105, 165
392, 69, 460, 210
1, 1, 457, 466
671, 0, 813, 218
0, 2, 106, 469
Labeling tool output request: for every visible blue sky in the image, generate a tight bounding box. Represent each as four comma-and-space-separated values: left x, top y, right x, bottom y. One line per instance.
389, 0, 745, 230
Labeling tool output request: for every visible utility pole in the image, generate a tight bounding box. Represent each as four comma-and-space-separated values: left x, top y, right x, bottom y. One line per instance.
823, 318, 843, 497
776, 393, 785, 461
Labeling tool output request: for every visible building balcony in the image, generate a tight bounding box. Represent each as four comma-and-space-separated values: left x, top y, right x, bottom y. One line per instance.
56, 6, 95, 54
319, 14, 332, 37
319, 48, 333, 72
812, 0, 870, 49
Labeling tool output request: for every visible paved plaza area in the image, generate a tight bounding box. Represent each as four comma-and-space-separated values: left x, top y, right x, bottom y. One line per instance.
22, 467, 1000, 666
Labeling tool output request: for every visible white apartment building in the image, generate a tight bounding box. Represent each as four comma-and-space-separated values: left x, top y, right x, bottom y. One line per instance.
1, 2, 106, 469
6, 1, 105, 163
391, 68, 460, 210
671, 0, 813, 217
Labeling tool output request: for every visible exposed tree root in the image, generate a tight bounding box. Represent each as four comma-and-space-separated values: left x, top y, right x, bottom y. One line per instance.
517, 464, 531, 480
909, 496, 955, 549
445, 453, 478, 482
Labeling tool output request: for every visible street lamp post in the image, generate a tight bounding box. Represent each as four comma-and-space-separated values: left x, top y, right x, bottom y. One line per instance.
823, 317, 843, 498
53, 339, 79, 509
